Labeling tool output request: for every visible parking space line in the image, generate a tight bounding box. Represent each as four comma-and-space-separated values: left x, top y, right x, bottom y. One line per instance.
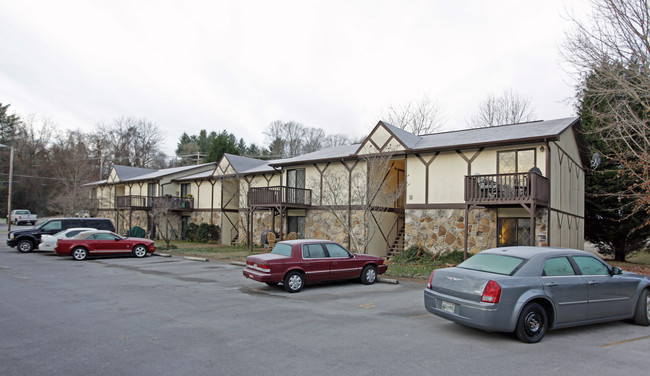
599, 335, 650, 348
409, 314, 433, 319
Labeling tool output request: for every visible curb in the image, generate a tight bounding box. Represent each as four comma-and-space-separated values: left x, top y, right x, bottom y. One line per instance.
230, 261, 246, 267
377, 277, 399, 284
153, 253, 172, 258
183, 256, 209, 262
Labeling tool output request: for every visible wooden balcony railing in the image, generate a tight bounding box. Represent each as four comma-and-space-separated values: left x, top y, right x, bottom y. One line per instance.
248, 186, 312, 207
116, 195, 194, 210
465, 172, 549, 206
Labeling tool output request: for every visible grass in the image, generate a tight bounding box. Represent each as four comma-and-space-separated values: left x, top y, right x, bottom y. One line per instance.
385, 247, 465, 279
157, 241, 266, 262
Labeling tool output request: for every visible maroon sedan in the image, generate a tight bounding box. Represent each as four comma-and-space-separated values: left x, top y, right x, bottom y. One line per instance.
54, 230, 156, 261
243, 239, 388, 292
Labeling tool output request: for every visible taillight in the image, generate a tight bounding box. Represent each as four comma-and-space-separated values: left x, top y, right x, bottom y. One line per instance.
481, 280, 501, 303
427, 270, 435, 289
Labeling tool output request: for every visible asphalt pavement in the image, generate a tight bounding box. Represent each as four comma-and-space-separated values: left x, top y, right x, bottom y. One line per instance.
1, 239, 649, 376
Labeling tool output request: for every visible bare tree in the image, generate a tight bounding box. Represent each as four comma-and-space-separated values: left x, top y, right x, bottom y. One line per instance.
264, 120, 306, 158
322, 133, 353, 148
382, 95, 446, 135
92, 117, 166, 169
468, 88, 536, 128
562, 0, 650, 220
150, 198, 176, 248
317, 154, 406, 253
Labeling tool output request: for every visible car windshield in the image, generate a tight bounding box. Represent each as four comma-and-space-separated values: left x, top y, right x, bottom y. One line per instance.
271, 243, 292, 257
457, 254, 524, 275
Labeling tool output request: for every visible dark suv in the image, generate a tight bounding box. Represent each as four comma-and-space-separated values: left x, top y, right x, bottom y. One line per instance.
7, 218, 116, 253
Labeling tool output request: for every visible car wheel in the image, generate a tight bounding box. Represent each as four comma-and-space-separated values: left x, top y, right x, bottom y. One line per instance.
72, 247, 88, 261
515, 302, 548, 343
283, 271, 304, 293
17, 239, 34, 253
360, 265, 378, 285
132, 245, 148, 258
31, 221, 36, 226
633, 289, 650, 326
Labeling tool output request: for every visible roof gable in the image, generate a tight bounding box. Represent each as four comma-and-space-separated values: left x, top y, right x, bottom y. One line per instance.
355, 121, 421, 155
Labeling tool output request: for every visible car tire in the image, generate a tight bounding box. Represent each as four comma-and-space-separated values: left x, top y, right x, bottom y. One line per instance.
515, 302, 548, 343
283, 271, 304, 293
633, 289, 650, 326
72, 247, 88, 261
17, 239, 34, 253
132, 245, 148, 258
360, 265, 378, 285
31, 221, 36, 226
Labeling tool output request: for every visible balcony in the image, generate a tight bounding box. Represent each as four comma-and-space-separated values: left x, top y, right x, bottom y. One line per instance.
465, 172, 549, 206
248, 186, 312, 208
116, 195, 194, 211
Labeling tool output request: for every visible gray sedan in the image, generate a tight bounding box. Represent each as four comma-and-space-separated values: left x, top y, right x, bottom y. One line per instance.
424, 247, 650, 343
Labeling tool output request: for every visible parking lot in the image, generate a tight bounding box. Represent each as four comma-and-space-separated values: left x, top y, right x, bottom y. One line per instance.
1, 243, 649, 376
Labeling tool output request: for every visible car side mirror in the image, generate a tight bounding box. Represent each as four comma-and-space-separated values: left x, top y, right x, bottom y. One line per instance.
611, 266, 623, 275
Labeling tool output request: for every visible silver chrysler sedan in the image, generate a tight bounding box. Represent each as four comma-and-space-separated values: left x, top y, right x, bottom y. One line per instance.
424, 247, 650, 343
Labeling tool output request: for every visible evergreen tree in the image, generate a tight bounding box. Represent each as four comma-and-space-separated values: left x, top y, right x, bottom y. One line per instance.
0, 102, 20, 144
579, 67, 650, 261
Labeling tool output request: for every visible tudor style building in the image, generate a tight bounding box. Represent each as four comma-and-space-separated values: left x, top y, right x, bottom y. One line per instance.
88, 116, 588, 257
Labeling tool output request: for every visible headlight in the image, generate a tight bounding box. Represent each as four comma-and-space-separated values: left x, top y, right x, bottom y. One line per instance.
9, 233, 14, 239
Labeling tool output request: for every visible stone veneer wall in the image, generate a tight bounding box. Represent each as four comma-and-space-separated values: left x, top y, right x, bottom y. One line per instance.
405, 208, 496, 255
404, 207, 549, 255
190, 211, 221, 226
304, 209, 366, 253
234, 209, 277, 246
112, 210, 149, 235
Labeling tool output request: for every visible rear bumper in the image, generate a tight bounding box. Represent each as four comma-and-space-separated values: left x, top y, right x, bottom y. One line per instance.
242, 268, 278, 283
424, 288, 511, 332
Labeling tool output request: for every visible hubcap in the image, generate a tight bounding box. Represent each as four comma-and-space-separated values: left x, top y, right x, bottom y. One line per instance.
19, 242, 31, 252
73, 249, 85, 260
525, 311, 542, 335
288, 275, 302, 291
135, 247, 146, 257
366, 268, 376, 283
646, 295, 650, 321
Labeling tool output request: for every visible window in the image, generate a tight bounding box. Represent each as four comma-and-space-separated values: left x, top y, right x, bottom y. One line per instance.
271, 243, 292, 257
302, 244, 326, 259
287, 216, 305, 238
287, 169, 305, 189
573, 256, 609, 276
286, 169, 306, 204
91, 233, 119, 240
498, 218, 530, 247
498, 149, 536, 174
543, 257, 576, 276
180, 183, 191, 197
458, 254, 524, 276
325, 243, 350, 258
42, 220, 62, 232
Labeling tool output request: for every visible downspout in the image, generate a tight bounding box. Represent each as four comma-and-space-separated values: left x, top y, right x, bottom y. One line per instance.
545, 138, 551, 247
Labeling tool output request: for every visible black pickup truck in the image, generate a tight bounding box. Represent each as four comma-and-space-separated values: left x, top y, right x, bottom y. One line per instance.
7, 217, 115, 252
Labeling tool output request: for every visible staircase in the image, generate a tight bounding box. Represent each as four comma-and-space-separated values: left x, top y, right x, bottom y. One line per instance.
387, 223, 406, 259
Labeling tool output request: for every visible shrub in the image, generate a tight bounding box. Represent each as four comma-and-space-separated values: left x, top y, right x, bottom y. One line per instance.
196, 223, 220, 243
183, 223, 198, 242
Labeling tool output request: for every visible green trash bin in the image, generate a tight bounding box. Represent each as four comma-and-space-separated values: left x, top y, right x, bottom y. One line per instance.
128, 226, 147, 238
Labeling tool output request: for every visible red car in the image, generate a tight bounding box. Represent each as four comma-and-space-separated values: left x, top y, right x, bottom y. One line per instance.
243, 239, 388, 292
54, 230, 156, 261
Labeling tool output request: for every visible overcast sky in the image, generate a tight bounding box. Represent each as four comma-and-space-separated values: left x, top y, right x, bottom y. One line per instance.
0, 0, 588, 156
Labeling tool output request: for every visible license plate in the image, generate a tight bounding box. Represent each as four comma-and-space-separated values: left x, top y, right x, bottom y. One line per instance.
441, 300, 455, 313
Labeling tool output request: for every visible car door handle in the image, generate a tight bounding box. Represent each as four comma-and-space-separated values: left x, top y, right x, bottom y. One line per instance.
588, 281, 599, 285
544, 282, 558, 287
